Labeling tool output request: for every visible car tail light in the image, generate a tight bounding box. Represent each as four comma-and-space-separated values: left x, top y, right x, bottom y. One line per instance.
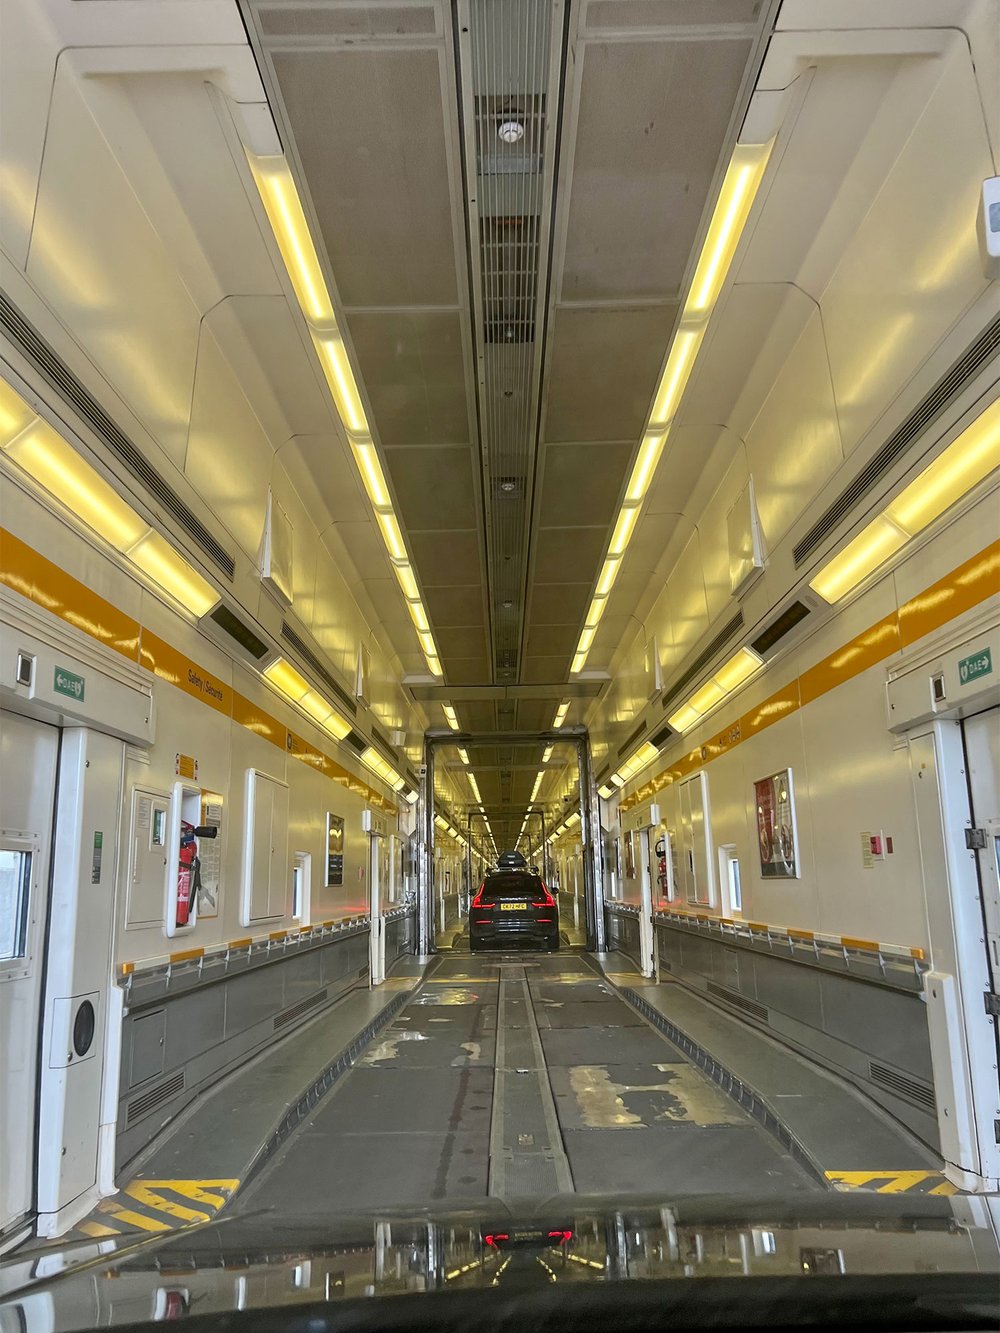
548, 1229, 573, 1245
471, 883, 486, 908
531, 885, 556, 908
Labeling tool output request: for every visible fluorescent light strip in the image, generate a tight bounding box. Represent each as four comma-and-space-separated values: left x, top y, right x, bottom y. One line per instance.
572, 138, 773, 674
2, 404, 219, 618
457, 747, 470, 765
553, 701, 570, 728
442, 704, 460, 730
263, 657, 352, 740
667, 645, 763, 735
810, 395, 1000, 604
246, 154, 442, 677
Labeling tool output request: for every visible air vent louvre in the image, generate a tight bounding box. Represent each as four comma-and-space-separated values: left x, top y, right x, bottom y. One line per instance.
794, 313, 1000, 567
617, 719, 648, 758
209, 604, 270, 660
274, 988, 328, 1032
750, 600, 812, 658
280, 622, 357, 715
0, 293, 235, 580
868, 1060, 936, 1112
661, 612, 745, 711
126, 1070, 185, 1126
706, 982, 769, 1023
345, 730, 367, 753
649, 724, 674, 750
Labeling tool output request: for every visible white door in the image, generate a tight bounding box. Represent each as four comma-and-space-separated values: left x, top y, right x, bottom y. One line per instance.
962, 707, 1000, 1062
1, 711, 58, 1236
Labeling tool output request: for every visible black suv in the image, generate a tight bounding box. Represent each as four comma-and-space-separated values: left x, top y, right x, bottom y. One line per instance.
470, 856, 559, 952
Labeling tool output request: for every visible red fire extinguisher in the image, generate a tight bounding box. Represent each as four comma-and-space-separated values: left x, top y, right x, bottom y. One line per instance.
176, 821, 197, 927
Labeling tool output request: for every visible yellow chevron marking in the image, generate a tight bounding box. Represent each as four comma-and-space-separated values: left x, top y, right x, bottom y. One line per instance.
825, 1170, 957, 1195
122, 1182, 212, 1222
96, 1199, 172, 1232
78, 1219, 122, 1237
136, 1178, 239, 1208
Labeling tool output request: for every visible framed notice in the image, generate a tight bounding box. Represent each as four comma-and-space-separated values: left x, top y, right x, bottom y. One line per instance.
326, 813, 345, 887
754, 769, 799, 879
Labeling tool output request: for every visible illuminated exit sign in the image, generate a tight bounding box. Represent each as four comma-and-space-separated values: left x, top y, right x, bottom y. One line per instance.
958, 647, 992, 686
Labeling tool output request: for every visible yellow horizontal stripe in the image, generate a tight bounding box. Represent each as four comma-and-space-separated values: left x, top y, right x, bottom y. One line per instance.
96, 1199, 172, 1232
0, 526, 399, 815
78, 1219, 122, 1237
169, 947, 203, 964
123, 1181, 211, 1223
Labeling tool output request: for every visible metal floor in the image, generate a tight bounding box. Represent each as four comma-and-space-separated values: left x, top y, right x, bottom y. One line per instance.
235, 937, 819, 1216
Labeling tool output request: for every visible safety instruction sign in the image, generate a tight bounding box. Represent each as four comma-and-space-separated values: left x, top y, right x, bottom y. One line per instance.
54, 665, 85, 701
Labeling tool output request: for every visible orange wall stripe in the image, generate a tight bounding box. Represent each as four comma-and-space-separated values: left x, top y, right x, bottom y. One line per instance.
798, 613, 900, 706
897, 539, 1000, 648
1, 527, 399, 814
1, 527, 141, 661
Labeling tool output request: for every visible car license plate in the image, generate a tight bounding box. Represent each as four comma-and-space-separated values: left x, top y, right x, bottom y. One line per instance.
501, 902, 527, 911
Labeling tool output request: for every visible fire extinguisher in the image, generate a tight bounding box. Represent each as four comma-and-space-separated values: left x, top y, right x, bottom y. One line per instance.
176, 821, 197, 927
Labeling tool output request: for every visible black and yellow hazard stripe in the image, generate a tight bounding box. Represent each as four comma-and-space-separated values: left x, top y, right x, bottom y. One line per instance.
76, 1178, 239, 1237
825, 1169, 958, 1195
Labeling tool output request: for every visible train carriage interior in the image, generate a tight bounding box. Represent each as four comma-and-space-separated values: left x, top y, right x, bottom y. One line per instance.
1, 0, 1000, 1329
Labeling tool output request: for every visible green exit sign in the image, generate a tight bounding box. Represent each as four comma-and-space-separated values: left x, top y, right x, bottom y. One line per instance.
958, 647, 992, 686
53, 665, 85, 701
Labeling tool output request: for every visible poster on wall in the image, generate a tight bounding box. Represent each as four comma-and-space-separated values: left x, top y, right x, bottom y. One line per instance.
195, 792, 223, 918
326, 813, 345, 887
754, 769, 799, 879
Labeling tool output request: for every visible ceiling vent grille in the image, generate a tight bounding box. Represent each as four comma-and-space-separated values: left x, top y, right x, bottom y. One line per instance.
0, 292, 235, 580
661, 612, 745, 711
750, 599, 812, 658
794, 312, 1000, 567
868, 1061, 936, 1113
649, 724, 674, 750
464, 2, 559, 675
208, 603, 270, 661
280, 622, 357, 715
344, 730, 368, 754
126, 1070, 185, 1126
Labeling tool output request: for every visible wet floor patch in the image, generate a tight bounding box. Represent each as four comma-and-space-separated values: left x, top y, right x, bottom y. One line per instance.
549, 1063, 748, 1129
539, 1025, 688, 1066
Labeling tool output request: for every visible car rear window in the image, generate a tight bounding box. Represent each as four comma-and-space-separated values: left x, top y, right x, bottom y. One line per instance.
480, 873, 537, 901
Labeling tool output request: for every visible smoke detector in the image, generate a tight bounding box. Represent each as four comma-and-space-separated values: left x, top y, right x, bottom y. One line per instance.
498, 119, 525, 144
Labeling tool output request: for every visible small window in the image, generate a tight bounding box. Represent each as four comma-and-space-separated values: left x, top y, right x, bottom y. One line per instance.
0, 849, 32, 962
718, 844, 742, 916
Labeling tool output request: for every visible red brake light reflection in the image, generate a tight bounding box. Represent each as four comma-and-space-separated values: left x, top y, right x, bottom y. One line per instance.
484, 1233, 509, 1247
548, 1230, 573, 1244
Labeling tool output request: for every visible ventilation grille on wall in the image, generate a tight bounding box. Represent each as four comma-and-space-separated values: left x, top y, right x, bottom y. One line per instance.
273, 988, 328, 1032
868, 1060, 936, 1112
280, 622, 357, 715
209, 603, 270, 660
661, 612, 745, 711
706, 981, 769, 1023
126, 1070, 185, 1126
0, 292, 235, 580
617, 719, 648, 758
750, 599, 812, 658
648, 724, 674, 750
794, 312, 1000, 567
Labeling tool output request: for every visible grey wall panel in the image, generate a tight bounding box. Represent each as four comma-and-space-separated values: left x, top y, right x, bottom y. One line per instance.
818, 971, 934, 1082
654, 919, 937, 1151
117, 926, 375, 1172
751, 953, 824, 1030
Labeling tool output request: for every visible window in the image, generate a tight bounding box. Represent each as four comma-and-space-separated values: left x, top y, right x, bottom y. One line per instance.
719, 845, 742, 916
0, 849, 31, 961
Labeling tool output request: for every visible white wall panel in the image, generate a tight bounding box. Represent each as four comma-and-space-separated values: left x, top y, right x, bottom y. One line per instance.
667, 532, 710, 662
745, 305, 843, 552
699, 454, 751, 621
821, 46, 993, 456
0, 0, 58, 269
28, 69, 198, 467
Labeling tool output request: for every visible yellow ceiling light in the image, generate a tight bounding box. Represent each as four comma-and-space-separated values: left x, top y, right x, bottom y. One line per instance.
403, 788, 419, 804
312, 332, 368, 436
299, 688, 335, 726
417, 629, 439, 659
625, 431, 668, 504
393, 562, 420, 600
361, 746, 405, 791
6, 422, 147, 553
598, 783, 615, 799
576, 626, 596, 656
595, 558, 621, 598
542, 744, 554, 763
125, 530, 218, 618
350, 438, 391, 509
0, 380, 34, 443
442, 704, 460, 730
884, 396, 1000, 537
649, 327, 702, 428
668, 702, 702, 733
323, 709, 353, 741
553, 701, 570, 728
457, 746, 470, 765
264, 656, 310, 700
426, 654, 444, 677
689, 678, 725, 715
247, 154, 334, 326
570, 650, 587, 674
809, 515, 908, 604
468, 774, 482, 803
687, 140, 773, 316
608, 503, 641, 557
434, 815, 449, 830
584, 595, 609, 629
610, 773, 625, 788
408, 600, 430, 634
375, 508, 407, 562
713, 645, 763, 694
